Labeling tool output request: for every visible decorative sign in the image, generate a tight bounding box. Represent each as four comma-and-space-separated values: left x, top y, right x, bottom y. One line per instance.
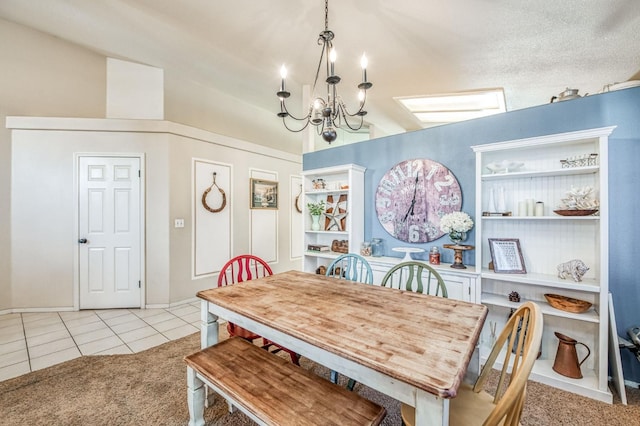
488, 238, 527, 273
375, 158, 462, 243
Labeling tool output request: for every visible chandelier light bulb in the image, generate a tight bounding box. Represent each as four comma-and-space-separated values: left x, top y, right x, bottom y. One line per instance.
360, 54, 368, 83
360, 54, 368, 69
329, 48, 336, 76
279, 64, 287, 92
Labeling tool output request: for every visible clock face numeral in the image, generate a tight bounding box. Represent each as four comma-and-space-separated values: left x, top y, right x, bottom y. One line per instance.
375, 158, 463, 243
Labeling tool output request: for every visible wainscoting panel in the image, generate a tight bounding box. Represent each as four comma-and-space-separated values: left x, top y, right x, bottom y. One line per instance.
193, 159, 232, 278
250, 169, 278, 263
290, 175, 303, 260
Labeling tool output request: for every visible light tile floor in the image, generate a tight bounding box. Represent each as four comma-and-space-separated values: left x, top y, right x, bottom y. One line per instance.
0, 302, 202, 382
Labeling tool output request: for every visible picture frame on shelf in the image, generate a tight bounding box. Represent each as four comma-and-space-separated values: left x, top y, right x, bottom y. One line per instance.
488, 238, 526, 273
250, 178, 278, 209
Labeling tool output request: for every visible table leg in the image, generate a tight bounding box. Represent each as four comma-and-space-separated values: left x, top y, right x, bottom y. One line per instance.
415, 389, 449, 426
200, 299, 219, 349
187, 367, 205, 426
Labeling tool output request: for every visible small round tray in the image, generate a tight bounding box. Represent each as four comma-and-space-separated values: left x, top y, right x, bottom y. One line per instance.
553, 209, 598, 216
544, 293, 592, 313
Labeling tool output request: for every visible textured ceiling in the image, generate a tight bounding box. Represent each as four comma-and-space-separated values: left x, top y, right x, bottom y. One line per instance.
1, 0, 638, 154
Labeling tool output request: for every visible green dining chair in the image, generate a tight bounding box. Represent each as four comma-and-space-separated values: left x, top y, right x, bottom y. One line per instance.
381, 260, 448, 297
325, 253, 374, 389
325, 253, 374, 284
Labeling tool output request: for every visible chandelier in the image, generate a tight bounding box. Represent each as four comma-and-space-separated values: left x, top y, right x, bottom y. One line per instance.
276, 0, 372, 144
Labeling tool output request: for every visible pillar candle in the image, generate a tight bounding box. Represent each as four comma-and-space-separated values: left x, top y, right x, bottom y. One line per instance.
518, 201, 527, 216
526, 199, 534, 216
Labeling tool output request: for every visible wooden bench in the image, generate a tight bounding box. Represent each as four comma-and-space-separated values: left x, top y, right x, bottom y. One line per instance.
184, 336, 386, 426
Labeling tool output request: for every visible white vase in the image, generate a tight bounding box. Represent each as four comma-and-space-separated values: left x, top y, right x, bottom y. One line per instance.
497, 186, 507, 213
311, 214, 321, 231
488, 187, 497, 213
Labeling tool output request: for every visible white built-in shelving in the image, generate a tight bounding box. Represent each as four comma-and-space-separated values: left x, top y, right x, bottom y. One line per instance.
472, 126, 615, 403
300, 164, 365, 274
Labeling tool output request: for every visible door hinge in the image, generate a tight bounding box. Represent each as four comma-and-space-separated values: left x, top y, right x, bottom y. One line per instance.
138, 280, 141, 288
138, 170, 141, 177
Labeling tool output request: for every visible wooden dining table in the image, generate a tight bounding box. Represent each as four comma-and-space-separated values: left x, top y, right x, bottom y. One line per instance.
196, 270, 487, 426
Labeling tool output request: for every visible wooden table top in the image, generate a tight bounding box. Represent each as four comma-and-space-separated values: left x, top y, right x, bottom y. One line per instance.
197, 270, 487, 399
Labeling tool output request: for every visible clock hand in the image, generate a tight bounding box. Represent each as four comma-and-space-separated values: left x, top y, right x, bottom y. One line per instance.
402, 175, 419, 222
403, 199, 415, 222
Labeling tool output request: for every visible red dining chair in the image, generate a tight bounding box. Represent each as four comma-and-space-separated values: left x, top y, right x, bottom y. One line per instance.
217, 254, 300, 364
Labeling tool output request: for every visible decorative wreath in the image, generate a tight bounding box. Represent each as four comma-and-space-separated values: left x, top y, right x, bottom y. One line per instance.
202, 172, 227, 213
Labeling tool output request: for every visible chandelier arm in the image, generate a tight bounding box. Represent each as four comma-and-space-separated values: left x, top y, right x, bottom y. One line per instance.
281, 116, 312, 133
335, 97, 367, 118
311, 39, 327, 95
280, 100, 314, 122
335, 102, 365, 131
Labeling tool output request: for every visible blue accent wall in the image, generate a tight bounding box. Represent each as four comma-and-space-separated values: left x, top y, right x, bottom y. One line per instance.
303, 87, 640, 383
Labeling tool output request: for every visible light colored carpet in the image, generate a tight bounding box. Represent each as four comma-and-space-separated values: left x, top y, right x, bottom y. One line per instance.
0, 330, 638, 425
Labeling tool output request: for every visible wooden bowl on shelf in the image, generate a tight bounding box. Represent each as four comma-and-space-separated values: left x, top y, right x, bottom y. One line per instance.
553, 209, 598, 216
544, 293, 592, 313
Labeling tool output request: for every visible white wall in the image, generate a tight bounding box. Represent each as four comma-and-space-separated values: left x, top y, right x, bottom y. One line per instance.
0, 18, 303, 311
0, 18, 106, 311
8, 119, 301, 309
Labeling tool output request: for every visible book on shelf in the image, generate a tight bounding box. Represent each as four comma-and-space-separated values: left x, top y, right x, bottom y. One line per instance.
307, 244, 330, 252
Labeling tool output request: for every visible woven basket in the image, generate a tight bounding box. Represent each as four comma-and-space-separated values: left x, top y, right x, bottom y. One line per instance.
544, 294, 592, 313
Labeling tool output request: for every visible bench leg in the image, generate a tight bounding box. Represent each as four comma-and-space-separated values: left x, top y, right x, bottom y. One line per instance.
330, 370, 339, 384
187, 367, 206, 426
200, 300, 219, 408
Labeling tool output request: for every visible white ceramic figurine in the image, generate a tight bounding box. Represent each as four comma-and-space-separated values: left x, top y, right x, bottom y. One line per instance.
557, 259, 589, 282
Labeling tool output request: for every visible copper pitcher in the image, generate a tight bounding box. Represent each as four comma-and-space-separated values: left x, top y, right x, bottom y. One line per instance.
552, 332, 591, 379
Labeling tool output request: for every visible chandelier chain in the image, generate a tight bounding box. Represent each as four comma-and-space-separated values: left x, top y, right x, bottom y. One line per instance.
324, 0, 329, 32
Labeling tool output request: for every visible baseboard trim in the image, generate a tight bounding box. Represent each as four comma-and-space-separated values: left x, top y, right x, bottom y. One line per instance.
0, 297, 200, 316
145, 296, 200, 310
0, 306, 75, 315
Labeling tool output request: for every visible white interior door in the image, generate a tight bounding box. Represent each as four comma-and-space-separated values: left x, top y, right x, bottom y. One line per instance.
79, 156, 141, 309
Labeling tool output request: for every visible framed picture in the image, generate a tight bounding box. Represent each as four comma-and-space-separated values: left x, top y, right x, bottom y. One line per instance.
250, 178, 278, 209
488, 238, 526, 273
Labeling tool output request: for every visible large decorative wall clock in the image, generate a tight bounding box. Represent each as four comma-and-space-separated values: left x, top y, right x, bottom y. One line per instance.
375, 158, 462, 243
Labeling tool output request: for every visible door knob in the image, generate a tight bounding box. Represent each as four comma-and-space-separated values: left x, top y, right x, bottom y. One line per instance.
78, 238, 88, 244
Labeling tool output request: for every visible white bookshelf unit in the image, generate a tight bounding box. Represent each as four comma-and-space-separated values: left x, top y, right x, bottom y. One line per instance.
300, 164, 365, 274
472, 126, 615, 403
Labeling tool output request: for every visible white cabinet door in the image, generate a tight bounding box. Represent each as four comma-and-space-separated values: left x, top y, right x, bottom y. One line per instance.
438, 273, 470, 302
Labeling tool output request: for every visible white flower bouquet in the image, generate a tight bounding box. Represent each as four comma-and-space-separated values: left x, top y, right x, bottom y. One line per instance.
439, 211, 474, 233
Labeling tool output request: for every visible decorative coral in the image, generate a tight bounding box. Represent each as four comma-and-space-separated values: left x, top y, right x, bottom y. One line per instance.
557, 185, 599, 210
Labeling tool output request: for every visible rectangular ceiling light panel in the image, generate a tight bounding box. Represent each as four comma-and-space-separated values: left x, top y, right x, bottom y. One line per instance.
395, 88, 506, 125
